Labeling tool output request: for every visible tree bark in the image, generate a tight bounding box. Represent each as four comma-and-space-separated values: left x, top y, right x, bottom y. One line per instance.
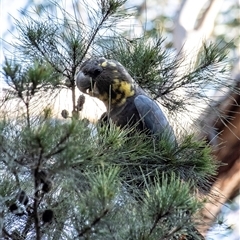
173, 0, 224, 65
197, 76, 240, 235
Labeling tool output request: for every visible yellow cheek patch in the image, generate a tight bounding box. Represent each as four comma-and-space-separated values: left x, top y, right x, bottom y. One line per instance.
119, 81, 135, 98
112, 79, 120, 90
111, 81, 135, 106
97, 78, 135, 107
111, 93, 123, 105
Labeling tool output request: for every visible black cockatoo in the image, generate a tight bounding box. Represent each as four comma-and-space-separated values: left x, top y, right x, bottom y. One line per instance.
76, 57, 175, 143
76, 58, 205, 239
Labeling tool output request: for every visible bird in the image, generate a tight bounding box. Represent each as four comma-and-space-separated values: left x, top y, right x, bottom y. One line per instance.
75, 58, 205, 239
76, 57, 176, 143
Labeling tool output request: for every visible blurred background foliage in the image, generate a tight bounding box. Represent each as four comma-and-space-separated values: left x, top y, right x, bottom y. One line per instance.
1, 0, 239, 71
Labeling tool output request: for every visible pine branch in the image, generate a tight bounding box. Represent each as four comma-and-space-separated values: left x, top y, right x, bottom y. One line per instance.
149, 211, 170, 236
78, 208, 109, 237
0, 1, 232, 239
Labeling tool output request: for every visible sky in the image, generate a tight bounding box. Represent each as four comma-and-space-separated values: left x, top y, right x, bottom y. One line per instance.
1, 0, 30, 90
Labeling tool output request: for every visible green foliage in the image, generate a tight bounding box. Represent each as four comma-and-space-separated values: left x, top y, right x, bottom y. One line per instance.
213, 1, 240, 61
0, 110, 214, 239
9, 0, 130, 114
100, 36, 166, 83
2, 58, 61, 126
3, 58, 60, 93
0, 0, 230, 239
142, 172, 202, 239
98, 35, 231, 112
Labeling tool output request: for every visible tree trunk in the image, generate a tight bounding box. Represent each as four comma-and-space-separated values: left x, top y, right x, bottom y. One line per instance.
197, 76, 240, 235
174, 2, 239, 234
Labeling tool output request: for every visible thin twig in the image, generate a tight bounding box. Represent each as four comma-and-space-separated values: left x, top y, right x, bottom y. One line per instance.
78, 209, 109, 237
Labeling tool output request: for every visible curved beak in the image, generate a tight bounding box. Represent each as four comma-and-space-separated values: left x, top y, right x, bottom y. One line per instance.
76, 71, 100, 97
76, 71, 92, 94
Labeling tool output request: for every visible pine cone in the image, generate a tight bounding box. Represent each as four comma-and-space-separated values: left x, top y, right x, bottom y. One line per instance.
61, 109, 69, 119
77, 94, 85, 111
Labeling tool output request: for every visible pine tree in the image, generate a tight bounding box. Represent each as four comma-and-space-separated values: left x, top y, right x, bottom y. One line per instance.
0, 1, 231, 239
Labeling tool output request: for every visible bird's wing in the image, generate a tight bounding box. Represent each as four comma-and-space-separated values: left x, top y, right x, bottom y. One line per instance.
134, 95, 175, 142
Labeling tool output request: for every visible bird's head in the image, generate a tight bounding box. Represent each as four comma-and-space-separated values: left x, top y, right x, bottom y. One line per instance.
76, 58, 135, 107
